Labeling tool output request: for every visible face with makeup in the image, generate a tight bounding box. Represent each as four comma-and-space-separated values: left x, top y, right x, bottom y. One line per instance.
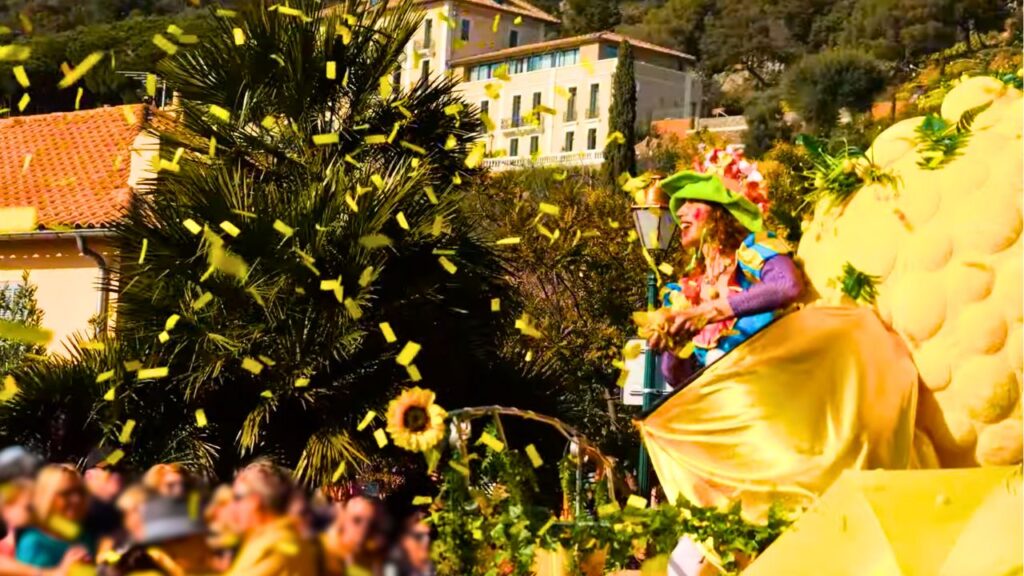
676, 201, 713, 249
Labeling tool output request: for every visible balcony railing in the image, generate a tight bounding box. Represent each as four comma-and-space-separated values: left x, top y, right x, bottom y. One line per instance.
586, 107, 600, 119
501, 117, 524, 129
482, 150, 604, 171
413, 38, 434, 53
500, 117, 543, 134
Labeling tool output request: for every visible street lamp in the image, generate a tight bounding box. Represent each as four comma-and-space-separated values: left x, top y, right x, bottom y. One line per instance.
630, 178, 676, 498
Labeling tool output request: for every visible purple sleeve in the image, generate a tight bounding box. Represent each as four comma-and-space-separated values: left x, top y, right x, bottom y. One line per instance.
660, 351, 695, 388
727, 255, 804, 318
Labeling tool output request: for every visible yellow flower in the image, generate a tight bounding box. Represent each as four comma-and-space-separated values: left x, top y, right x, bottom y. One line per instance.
386, 387, 447, 453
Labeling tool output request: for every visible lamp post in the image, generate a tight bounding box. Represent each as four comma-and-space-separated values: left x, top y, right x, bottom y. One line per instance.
630, 179, 676, 497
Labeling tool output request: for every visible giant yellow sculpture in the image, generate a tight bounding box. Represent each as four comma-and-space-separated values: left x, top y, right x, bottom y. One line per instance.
639, 76, 1022, 521
799, 76, 1023, 468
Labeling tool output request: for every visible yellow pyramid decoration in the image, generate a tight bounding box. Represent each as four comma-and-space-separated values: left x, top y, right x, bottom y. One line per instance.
798, 76, 1023, 467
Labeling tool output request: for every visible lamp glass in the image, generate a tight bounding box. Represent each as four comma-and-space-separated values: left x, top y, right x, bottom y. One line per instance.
632, 206, 677, 252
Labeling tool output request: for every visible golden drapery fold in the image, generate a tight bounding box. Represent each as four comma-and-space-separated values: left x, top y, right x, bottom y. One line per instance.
637, 306, 920, 522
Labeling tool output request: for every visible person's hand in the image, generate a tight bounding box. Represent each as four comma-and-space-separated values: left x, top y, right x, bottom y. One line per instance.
54, 546, 90, 576
668, 306, 706, 336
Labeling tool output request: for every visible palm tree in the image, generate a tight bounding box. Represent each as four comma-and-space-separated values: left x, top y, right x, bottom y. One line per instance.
100, 0, 536, 484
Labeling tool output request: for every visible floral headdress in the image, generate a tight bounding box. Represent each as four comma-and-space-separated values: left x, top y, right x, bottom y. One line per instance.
694, 145, 769, 214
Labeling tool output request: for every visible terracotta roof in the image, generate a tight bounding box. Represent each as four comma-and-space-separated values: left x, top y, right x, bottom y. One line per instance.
384, 0, 560, 23
0, 105, 144, 230
450, 31, 695, 67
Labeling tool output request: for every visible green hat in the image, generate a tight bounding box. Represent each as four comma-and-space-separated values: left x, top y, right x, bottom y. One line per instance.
661, 171, 763, 232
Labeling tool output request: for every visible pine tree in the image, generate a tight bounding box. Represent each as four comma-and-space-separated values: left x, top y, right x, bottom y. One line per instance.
603, 40, 637, 188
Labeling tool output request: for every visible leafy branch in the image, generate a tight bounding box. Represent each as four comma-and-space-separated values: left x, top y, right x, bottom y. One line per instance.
796, 134, 898, 207
915, 102, 992, 169
833, 263, 880, 304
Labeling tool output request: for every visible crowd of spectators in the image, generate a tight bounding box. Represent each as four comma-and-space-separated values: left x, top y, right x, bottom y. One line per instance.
0, 446, 435, 576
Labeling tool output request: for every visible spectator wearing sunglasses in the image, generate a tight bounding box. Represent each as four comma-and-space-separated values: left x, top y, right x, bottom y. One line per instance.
224, 459, 317, 576
390, 510, 434, 576
15, 464, 94, 570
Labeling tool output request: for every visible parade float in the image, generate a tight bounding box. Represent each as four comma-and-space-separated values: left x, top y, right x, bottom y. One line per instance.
406, 74, 1023, 574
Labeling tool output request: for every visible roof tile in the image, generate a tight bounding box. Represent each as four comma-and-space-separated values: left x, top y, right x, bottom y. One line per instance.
0, 105, 144, 230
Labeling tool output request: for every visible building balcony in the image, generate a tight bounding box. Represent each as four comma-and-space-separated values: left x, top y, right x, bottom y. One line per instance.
500, 117, 543, 134
586, 107, 600, 120
564, 109, 577, 122
482, 150, 604, 172
413, 39, 434, 54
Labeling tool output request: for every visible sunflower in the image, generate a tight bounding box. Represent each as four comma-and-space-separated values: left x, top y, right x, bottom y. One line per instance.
386, 387, 447, 453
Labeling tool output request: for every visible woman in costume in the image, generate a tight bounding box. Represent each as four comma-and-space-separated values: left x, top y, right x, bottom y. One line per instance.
646, 169, 804, 385
635, 158, 920, 527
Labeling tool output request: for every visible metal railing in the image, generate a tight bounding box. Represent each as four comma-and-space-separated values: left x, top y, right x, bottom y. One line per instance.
482, 150, 604, 171
413, 38, 434, 53
586, 107, 600, 119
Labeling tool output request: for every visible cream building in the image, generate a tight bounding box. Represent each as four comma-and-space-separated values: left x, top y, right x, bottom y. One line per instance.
449, 32, 701, 170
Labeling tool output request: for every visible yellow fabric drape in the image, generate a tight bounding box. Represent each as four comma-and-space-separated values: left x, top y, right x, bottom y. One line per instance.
637, 306, 920, 522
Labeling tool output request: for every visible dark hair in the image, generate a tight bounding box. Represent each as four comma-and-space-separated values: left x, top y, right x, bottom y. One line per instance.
705, 202, 750, 251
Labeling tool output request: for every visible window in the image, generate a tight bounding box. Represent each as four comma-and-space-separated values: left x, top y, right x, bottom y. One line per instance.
509, 29, 519, 47
532, 91, 541, 110
509, 138, 519, 157
460, 19, 471, 42
563, 131, 575, 152
529, 135, 539, 155
587, 84, 600, 118
564, 86, 577, 121
511, 95, 521, 127
421, 59, 430, 80
587, 128, 597, 150
423, 19, 433, 48
480, 100, 489, 116
599, 44, 619, 60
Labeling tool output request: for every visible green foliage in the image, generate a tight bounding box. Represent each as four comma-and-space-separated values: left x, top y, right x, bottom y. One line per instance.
430, 415, 792, 575
0, 14, 213, 114
743, 91, 792, 157
835, 263, 880, 304
914, 102, 991, 169
0, 272, 43, 374
782, 49, 888, 135
699, 0, 809, 85
464, 168, 645, 456
760, 143, 814, 242
796, 134, 897, 206
0, 0, 191, 34
562, 0, 621, 35
603, 40, 637, 187
617, 0, 713, 59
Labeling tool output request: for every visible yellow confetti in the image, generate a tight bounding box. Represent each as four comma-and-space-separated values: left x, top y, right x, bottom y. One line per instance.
167, 24, 184, 36
164, 314, 180, 331
0, 320, 51, 345
219, 221, 241, 237
358, 266, 375, 287
216, 8, 237, 17
490, 298, 500, 312
260, 390, 273, 399
195, 409, 208, 427
208, 104, 231, 123
192, 291, 213, 310
364, 134, 387, 145
270, 4, 307, 18
272, 219, 294, 238
343, 298, 363, 319
406, 364, 422, 381
379, 322, 397, 343
123, 360, 142, 372
399, 141, 426, 155
658, 262, 674, 276
182, 219, 202, 234
525, 444, 543, 467
495, 237, 521, 246
137, 367, 169, 380
48, 516, 80, 540
335, 25, 352, 44
0, 44, 31, 61
12, 65, 28, 88
208, 136, 217, 157
438, 256, 457, 274
605, 131, 626, 146
480, 112, 495, 132
538, 202, 560, 216
395, 341, 421, 366
465, 143, 486, 169
357, 411, 377, 432
514, 314, 543, 338
444, 134, 458, 150
74, 87, 83, 110
102, 386, 116, 401
313, 133, 339, 145
477, 431, 505, 452
387, 122, 401, 144
493, 64, 510, 82
17, 92, 29, 112
0, 207, 36, 233
136, 238, 149, 264
96, 370, 115, 384
379, 75, 393, 99
412, 496, 432, 505
484, 82, 502, 100
58, 51, 104, 89
152, 34, 178, 55
0, 375, 18, 402
331, 460, 347, 482
241, 357, 264, 375
358, 234, 392, 249
105, 449, 125, 466
345, 193, 359, 212
294, 377, 310, 388
424, 186, 438, 204
626, 494, 648, 509
514, 16, 523, 24
431, 216, 444, 237
118, 419, 136, 444
374, 428, 388, 448
553, 171, 567, 182
597, 502, 620, 517
537, 516, 556, 536
582, 58, 595, 74
158, 331, 170, 343
326, 60, 336, 79
232, 27, 245, 45
491, 13, 500, 32
450, 461, 470, 476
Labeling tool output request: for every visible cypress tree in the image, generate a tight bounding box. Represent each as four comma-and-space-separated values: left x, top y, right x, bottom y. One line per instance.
603, 40, 637, 188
